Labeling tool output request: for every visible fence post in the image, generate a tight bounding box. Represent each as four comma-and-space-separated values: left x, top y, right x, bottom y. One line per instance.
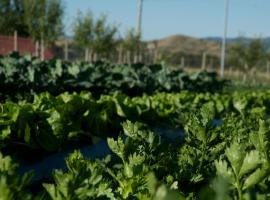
267, 61, 270, 79
201, 52, 207, 70
64, 40, 69, 60
153, 50, 157, 64
88, 49, 93, 63
181, 57, 185, 68
127, 51, 131, 64
35, 41, 39, 57
118, 45, 123, 64
14, 30, 18, 51
40, 39, 45, 61
93, 53, 97, 62
139, 51, 143, 63
85, 48, 89, 61
242, 64, 248, 83
209, 58, 214, 71
133, 51, 137, 63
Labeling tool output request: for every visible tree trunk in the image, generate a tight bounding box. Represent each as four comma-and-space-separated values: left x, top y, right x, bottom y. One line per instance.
85, 48, 89, 62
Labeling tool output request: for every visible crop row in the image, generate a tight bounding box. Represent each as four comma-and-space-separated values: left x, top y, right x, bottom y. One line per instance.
0, 92, 270, 200
1, 90, 270, 155
0, 53, 225, 101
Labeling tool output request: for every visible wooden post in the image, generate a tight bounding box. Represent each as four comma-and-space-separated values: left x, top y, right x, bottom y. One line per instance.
41, 39, 44, 61
145, 50, 149, 64
229, 65, 233, 75
93, 53, 97, 62
181, 57, 185, 68
118, 45, 123, 64
139, 51, 143, 63
153, 50, 157, 64
134, 51, 138, 63
267, 61, 270, 79
85, 48, 89, 61
201, 52, 207, 70
64, 40, 69, 60
35, 41, 39, 57
127, 51, 131, 64
14, 30, 18, 51
210, 58, 214, 71
253, 67, 257, 84
243, 64, 248, 83
89, 49, 93, 63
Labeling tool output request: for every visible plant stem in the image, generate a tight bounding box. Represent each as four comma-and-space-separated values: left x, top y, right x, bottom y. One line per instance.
235, 175, 243, 200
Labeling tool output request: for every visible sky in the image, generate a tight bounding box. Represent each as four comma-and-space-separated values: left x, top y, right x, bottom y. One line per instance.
64, 0, 269, 40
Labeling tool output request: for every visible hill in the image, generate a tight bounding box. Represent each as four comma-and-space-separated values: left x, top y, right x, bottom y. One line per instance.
204, 36, 270, 52
147, 35, 221, 57
146, 35, 270, 58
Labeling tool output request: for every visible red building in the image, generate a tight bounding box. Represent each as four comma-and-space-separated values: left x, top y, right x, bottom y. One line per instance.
0, 34, 54, 59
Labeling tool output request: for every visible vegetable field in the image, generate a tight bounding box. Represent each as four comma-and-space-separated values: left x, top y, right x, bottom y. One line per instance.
0, 53, 225, 101
1, 54, 270, 199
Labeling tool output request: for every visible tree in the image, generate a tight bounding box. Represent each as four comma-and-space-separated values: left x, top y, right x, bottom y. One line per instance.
73, 10, 94, 61
73, 10, 93, 49
0, 0, 28, 36
121, 28, 141, 63
228, 38, 267, 82
228, 38, 266, 69
23, 0, 64, 44
73, 10, 118, 61
122, 28, 141, 53
92, 14, 118, 58
227, 38, 247, 69
0, 0, 64, 44
246, 39, 266, 68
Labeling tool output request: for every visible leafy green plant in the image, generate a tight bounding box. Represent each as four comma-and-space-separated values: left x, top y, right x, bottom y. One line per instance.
43, 151, 115, 200
0, 152, 33, 200
0, 53, 226, 101
215, 141, 267, 200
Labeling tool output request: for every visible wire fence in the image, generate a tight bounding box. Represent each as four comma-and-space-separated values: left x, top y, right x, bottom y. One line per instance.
1, 32, 270, 84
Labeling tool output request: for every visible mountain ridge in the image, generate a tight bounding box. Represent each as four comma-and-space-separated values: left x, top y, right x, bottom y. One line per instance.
146, 35, 270, 58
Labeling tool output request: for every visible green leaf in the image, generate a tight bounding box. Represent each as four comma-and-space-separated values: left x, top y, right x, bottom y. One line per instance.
154, 185, 185, 200
243, 167, 269, 190
225, 142, 245, 175
233, 95, 248, 114
250, 120, 270, 161
23, 123, 31, 144
215, 160, 234, 183
43, 183, 62, 200
107, 137, 125, 160
122, 120, 140, 139
239, 150, 261, 178
200, 102, 215, 126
